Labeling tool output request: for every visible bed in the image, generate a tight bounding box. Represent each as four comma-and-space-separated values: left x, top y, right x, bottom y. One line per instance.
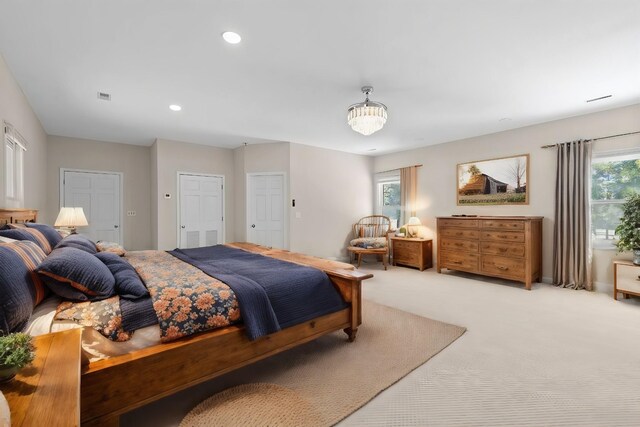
0, 209, 372, 426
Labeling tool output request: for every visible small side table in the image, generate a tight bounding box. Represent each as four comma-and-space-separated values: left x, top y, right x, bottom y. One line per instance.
0, 328, 81, 427
391, 237, 433, 271
613, 260, 640, 300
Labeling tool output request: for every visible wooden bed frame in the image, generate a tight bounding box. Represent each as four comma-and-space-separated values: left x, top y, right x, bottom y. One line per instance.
0, 209, 371, 425
81, 243, 371, 426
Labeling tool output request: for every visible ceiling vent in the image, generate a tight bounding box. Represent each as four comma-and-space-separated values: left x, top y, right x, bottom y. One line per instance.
586, 95, 611, 103
97, 92, 111, 101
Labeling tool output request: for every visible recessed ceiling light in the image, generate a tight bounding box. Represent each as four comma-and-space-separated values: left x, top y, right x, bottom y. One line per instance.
169, 104, 182, 112
499, 117, 511, 122
222, 31, 242, 44
367, 148, 377, 152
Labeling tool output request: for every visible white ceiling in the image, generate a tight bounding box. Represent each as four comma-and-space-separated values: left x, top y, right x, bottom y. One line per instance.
0, 0, 639, 155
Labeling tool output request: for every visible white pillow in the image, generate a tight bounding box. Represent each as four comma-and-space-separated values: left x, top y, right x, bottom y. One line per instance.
0, 235, 18, 243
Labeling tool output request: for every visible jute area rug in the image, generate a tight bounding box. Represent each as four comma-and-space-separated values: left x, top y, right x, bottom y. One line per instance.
180, 300, 466, 427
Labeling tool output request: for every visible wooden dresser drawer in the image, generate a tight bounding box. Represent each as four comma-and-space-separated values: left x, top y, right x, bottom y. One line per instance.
480, 230, 525, 243
481, 220, 524, 231
440, 228, 480, 240
438, 219, 479, 228
616, 263, 640, 294
480, 241, 525, 258
440, 251, 478, 272
394, 239, 416, 251
441, 238, 479, 253
481, 255, 525, 280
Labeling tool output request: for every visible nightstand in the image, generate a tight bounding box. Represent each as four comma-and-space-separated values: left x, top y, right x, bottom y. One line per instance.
391, 237, 433, 271
0, 328, 81, 426
613, 260, 640, 300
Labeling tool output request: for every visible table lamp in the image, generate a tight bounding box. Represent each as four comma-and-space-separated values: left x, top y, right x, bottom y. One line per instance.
406, 216, 422, 238
54, 207, 88, 234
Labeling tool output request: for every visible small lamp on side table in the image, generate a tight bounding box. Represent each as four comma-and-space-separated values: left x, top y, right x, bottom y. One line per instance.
406, 216, 422, 238
54, 207, 88, 234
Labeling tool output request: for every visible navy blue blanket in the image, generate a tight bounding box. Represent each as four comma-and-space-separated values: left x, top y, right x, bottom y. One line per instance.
169, 245, 346, 340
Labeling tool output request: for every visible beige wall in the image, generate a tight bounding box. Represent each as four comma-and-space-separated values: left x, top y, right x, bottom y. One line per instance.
46, 135, 152, 250
233, 142, 290, 243
0, 53, 48, 216
150, 141, 158, 249
153, 138, 235, 250
290, 143, 373, 260
374, 103, 640, 292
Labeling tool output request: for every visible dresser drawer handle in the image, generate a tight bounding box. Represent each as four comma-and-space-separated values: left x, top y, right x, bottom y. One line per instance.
497, 266, 509, 271
499, 248, 507, 252
455, 243, 463, 247
450, 261, 462, 265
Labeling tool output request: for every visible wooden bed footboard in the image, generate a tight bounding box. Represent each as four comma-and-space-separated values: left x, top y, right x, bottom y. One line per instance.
81, 244, 372, 426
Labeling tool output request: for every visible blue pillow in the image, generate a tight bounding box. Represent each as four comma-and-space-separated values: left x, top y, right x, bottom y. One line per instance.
55, 234, 97, 254
25, 223, 63, 248
0, 241, 48, 333
0, 228, 52, 253
37, 247, 115, 301
95, 252, 149, 299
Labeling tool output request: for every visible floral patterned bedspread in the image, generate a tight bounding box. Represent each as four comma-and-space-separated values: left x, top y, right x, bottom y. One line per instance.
56, 296, 133, 342
126, 251, 240, 342
55, 250, 241, 343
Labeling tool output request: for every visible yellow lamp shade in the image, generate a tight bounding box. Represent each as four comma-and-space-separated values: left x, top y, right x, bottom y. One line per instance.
54, 207, 88, 228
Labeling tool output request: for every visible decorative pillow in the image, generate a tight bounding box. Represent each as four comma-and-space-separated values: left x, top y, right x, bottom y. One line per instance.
0, 228, 52, 254
0, 241, 48, 333
96, 241, 126, 257
54, 234, 97, 254
95, 252, 148, 299
37, 247, 115, 301
349, 237, 388, 249
24, 223, 63, 248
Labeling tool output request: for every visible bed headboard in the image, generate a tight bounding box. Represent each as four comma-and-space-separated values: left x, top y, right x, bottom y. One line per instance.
0, 208, 38, 226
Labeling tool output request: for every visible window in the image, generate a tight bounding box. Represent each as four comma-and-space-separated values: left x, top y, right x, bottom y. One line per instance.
374, 171, 401, 229
591, 150, 640, 249
4, 123, 26, 203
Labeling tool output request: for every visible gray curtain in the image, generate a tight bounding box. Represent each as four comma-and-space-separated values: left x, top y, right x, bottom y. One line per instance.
553, 140, 593, 290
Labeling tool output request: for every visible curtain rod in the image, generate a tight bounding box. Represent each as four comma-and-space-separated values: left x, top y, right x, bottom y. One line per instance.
376, 164, 423, 175
540, 130, 640, 149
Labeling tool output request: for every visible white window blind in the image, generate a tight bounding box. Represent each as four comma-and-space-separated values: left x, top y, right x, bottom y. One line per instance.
4, 122, 27, 203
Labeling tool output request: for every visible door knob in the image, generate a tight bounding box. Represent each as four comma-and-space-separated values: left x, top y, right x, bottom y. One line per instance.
114, 225, 119, 229
251, 224, 256, 228
181, 225, 186, 229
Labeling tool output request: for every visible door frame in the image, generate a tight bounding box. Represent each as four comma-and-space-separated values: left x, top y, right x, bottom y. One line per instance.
176, 172, 226, 248
246, 172, 289, 250
59, 168, 124, 244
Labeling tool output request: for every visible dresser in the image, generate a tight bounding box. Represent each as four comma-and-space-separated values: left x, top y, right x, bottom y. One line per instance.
391, 237, 433, 271
437, 216, 543, 290
613, 260, 640, 300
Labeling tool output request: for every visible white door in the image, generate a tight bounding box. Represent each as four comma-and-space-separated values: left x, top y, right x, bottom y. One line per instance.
179, 174, 224, 249
62, 170, 121, 243
247, 173, 285, 249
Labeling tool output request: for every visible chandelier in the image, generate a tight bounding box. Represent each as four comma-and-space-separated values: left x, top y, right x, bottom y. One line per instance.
347, 86, 388, 136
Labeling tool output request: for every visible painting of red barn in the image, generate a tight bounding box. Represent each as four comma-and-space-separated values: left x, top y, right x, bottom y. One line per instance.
457, 154, 529, 205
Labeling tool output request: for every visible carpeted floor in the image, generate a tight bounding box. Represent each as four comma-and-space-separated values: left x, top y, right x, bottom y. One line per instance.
178, 301, 465, 426
124, 264, 640, 426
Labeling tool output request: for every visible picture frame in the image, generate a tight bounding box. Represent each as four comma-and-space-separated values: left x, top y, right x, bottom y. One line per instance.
456, 154, 529, 205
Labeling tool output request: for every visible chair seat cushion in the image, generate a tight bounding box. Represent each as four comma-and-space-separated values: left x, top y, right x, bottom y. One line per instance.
349, 237, 388, 249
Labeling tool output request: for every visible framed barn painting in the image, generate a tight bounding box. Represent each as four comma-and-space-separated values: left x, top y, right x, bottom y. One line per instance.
457, 154, 529, 205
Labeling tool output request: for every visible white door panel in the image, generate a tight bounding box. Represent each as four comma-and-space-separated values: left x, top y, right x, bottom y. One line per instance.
63, 171, 121, 244
248, 174, 286, 249
179, 174, 224, 249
